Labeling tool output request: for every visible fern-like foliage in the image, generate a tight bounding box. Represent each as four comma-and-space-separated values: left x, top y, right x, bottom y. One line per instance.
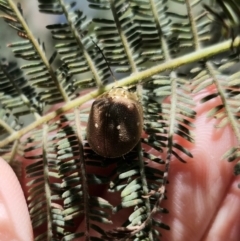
0, 0, 76, 106
40, 0, 111, 88
0, 0, 240, 240
90, 0, 145, 73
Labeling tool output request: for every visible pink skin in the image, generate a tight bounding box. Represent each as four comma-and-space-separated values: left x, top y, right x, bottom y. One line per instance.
0, 89, 240, 241
0, 159, 33, 241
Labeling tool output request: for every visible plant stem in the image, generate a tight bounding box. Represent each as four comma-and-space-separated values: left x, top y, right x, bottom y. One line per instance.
0, 38, 237, 148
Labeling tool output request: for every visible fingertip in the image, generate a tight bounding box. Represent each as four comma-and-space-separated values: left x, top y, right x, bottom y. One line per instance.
0, 158, 33, 241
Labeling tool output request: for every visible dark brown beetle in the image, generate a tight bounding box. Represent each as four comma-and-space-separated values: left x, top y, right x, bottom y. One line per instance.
87, 87, 143, 158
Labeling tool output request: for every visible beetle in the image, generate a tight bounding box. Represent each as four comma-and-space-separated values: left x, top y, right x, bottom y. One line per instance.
87, 87, 143, 158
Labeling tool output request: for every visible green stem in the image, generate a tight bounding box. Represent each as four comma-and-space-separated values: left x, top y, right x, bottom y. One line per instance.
0, 38, 236, 148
